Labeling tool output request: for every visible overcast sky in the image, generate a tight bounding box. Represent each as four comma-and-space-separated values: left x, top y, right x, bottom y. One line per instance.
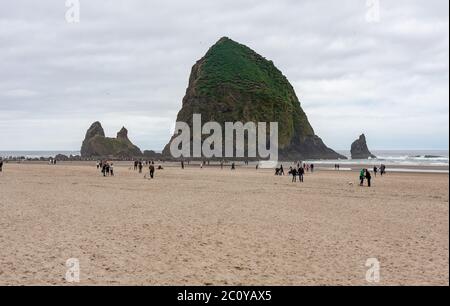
0, 0, 448, 151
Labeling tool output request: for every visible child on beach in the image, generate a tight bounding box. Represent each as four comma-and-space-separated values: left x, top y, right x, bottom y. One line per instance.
360, 169, 365, 186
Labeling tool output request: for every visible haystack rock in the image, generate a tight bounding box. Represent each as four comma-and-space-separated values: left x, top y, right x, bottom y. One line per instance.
81, 122, 142, 158
163, 37, 346, 160
351, 134, 376, 159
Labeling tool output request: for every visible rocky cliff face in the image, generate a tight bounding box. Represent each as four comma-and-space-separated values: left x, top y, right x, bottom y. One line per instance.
351, 134, 376, 159
163, 37, 345, 160
81, 122, 142, 158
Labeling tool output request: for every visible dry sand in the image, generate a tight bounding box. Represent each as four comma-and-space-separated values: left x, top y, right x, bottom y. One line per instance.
0, 163, 448, 286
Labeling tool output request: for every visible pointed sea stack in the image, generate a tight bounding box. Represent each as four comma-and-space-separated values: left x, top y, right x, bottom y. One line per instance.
81, 122, 142, 158
351, 134, 376, 159
163, 37, 345, 160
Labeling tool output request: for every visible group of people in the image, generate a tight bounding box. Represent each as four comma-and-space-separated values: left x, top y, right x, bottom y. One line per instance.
134, 160, 144, 173
302, 163, 315, 173
289, 166, 306, 182
185, 160, 239, 171
359, 169, 372, 187
375, 164, 387, 176
275, 165, 285, 176
97, 161, 114, 177
275, 162, 315, 181
134, 160, 158, 179
360, 165, 387, 187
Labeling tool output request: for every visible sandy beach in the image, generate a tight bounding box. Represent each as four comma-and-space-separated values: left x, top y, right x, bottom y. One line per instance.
0, 162, 448, 286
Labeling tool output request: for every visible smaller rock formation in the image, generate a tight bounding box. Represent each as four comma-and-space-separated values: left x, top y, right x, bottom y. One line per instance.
351, 134, 376, 159
81, 122, 142, 158
54, 154, 69, 161
143, 150, 163, 160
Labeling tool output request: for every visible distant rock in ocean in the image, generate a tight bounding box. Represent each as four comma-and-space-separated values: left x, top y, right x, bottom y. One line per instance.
143, 150, 163, 159
81, 122, 142, 158
163, 37, 346, 161
351, 134, 376, 159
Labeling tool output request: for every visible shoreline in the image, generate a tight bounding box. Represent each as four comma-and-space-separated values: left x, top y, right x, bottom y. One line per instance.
2, 160, 449, 174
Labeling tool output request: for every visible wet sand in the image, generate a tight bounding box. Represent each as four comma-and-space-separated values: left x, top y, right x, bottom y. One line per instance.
0, 163, 448, 285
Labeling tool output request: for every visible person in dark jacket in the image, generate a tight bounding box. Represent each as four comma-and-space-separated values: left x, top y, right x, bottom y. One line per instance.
298, 166, 305, 182
289, 167, 298, 182
149, 164, 155, 179
373, 166, 378, 177
366, 169, 372, 187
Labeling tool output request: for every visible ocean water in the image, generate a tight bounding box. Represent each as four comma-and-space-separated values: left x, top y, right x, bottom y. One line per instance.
311, 150, 449, 167
1, 150, 448, 167
0, 151, 80, 159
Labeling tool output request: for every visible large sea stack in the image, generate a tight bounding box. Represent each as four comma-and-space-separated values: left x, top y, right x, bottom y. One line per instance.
81, 122, 142, 158
163, 37, 345, 160
351, 134, 376, 159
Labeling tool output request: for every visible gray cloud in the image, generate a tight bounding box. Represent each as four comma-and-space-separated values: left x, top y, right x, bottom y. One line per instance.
0, 0, 448, 151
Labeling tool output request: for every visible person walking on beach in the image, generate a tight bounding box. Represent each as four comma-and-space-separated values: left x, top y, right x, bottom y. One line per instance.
373, 166, 378, 177
298, 166, 305, 182
149, 164, 155, 179
366, 169, 372, 187
0, 160, 3, 172
380, 164, 386, 176
181, 160, 185, 169
231, 162, 236, 170
279, 165, 285, 176
134, 161, 138, 171
289, 167, 298, 182
105, 163, 110, 176
110, 163, 114, 176
138, 161, 143, 173
311, 164, 315, 173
